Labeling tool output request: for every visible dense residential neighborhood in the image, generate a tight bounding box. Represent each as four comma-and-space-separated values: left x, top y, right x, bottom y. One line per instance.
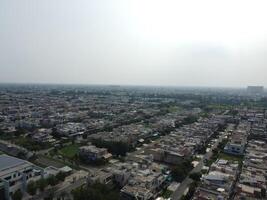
1, 0, 267, 199
0, 84, 266, 200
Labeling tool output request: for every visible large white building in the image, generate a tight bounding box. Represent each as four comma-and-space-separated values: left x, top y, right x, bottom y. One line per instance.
0, 155, 43, 200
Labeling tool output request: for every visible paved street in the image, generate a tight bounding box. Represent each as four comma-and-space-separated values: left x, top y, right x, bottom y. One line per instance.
170, 161, 203, 200
54, 177, 87, 197
171, 132, 225, 200
29, 177, 87, 200
36, 147, 54, 156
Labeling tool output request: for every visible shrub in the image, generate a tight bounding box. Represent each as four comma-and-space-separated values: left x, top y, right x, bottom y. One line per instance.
27, 181, 37, 195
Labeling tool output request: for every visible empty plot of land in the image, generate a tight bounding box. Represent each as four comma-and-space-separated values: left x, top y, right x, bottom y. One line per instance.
36, 155, 65, 168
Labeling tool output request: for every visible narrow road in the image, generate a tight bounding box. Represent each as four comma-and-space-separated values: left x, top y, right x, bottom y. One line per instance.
171, 133, 224, 200
29, 177, 87, 200
36, 147, 54, 156
171, 160, 204, 200
54, 177, 87, 196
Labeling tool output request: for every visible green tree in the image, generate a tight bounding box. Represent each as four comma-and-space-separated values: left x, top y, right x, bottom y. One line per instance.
91, 139, 130, 157
72, 183, 119, 200
27, 181, 37, 195
171, 160, 193, 182
14, 128, 25, 137
189, 172, 202, 182
172, 167, 185, 182
36, 178, 47, 191
182, 115, 198, 125
47, 175, 58, 186
218, 139, 228, 150
59, 191, 68, 200
12, 190, 23, 200
56, 172, 66, 182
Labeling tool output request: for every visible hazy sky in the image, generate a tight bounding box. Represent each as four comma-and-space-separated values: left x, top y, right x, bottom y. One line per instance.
1, 0, 267, 87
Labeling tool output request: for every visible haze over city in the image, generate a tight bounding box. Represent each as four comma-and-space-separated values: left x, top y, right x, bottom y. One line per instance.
1, 1, 267, 200
1, 0, 267, 87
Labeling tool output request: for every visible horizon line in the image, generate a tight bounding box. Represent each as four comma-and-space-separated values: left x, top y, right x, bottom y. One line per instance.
0, 81, 265, 90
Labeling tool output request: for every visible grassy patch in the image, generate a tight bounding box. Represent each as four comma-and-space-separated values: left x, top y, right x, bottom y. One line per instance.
194, 156, 202, 161
218, 152, 243, 165
35, 154, 79, 170
59, 144, 80, 159
161, 189, 173, 198
167, 106, 181, 113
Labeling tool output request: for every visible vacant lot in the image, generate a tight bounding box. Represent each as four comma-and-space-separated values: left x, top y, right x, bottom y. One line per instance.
35, 155, 65, 168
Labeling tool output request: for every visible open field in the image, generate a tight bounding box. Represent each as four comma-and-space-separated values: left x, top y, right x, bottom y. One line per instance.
218, 152, 244, 165
59, 144, 80, 159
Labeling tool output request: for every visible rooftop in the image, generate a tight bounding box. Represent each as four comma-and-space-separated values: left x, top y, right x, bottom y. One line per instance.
0, 154, 28, 172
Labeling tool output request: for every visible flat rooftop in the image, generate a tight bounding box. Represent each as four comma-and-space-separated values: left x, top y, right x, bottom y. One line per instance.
0, 154, 28, 172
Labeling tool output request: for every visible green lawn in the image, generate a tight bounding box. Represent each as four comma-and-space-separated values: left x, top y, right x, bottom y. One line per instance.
59, 144, 80, 159
218, 152, 243, 165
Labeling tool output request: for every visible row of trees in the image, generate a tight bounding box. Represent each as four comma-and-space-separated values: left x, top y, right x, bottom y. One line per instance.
72, 183, 119, 200
171, 159, 193, 182
27, 172, 67, 195
14, 136, 50, 151
91, 139, 131, 157
181, 115, 198, 125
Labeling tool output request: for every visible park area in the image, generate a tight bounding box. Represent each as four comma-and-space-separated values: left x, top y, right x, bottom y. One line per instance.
58, 144, 80, 159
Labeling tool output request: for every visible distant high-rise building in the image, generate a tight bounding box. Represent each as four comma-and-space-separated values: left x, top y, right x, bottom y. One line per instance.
247, 86, 264, 94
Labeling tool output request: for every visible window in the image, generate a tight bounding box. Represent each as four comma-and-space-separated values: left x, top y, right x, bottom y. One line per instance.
9, 181, 15, 187
24, 169, 33, 174
4, 176, 11, 181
